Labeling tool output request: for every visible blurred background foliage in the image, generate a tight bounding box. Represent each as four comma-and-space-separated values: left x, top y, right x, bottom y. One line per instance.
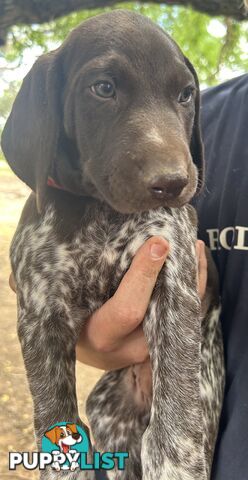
0, 2, 248, 160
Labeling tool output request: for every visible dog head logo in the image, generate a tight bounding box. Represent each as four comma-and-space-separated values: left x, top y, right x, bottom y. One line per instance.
41, 422, 89, 471
45, 423, 82, 454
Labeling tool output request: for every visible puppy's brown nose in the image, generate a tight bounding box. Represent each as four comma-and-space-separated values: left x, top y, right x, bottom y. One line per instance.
149, 174, 188, 198
72, 433, 80, 440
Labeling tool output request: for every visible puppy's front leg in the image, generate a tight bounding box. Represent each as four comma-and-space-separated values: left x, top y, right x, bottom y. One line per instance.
87, 362, 151, 480
141, 241, 207, 480
17, 304, 94, 480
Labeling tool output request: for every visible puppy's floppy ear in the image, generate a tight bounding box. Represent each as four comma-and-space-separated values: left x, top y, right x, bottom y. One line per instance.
184, 56, 204, 194
45, 426, 59, 445
1, 52, 62, 212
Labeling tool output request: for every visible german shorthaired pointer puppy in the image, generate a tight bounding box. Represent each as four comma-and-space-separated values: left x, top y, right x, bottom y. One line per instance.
2, 10, 225, 480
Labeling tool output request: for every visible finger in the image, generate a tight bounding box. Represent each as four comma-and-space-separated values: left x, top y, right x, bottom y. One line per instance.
196, 240, 207, 300
9, 272, 16, 293
76, 325, 148, 370
83, 236, 169, 350
110, 236, 169, 335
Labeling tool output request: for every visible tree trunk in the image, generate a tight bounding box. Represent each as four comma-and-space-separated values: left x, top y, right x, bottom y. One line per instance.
0, 0, 247, 45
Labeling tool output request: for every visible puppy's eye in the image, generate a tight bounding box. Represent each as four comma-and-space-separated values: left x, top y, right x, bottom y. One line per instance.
90, 82, 115, 99
60, 432, 65, 438
178, 86, 195, 104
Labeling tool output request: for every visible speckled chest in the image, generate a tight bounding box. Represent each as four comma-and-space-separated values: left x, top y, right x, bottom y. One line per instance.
10, 201, 197, 326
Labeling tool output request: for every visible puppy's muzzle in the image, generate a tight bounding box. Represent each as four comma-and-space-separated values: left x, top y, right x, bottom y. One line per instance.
149, 173, 189, 199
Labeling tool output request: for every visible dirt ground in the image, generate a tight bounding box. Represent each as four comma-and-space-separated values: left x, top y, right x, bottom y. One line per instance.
0, 163, 101, 479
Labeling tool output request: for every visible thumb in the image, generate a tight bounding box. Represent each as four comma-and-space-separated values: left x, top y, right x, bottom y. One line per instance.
105, 236, 170, 341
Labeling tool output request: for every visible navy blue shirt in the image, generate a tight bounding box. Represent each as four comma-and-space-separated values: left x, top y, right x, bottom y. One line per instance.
197, 74, 248, 479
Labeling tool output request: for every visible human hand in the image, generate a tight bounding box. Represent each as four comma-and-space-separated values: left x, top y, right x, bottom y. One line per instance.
76, 237, 169, 370
196, 239, 208, 301
76, 238, 207, 370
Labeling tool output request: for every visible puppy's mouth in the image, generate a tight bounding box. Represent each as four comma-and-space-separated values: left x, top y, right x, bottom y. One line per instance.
61, 442, 70, 454
82, 162, 197, 214
108, 161, 198, 213
103, 175, 197, 214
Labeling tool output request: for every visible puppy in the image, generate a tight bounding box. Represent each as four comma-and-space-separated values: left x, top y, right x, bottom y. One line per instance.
2, 10, 225, 480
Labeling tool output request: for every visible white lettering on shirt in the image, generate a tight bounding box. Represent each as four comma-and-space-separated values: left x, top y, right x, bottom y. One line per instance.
234, 226, 248, 251
206, 226, 248, 251
206, 229, 220, 251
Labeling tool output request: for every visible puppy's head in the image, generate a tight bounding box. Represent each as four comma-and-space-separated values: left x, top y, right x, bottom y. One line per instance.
1, 10, 203, 213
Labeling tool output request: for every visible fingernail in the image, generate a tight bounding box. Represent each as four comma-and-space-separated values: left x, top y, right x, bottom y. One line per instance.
150, 242, 168, 259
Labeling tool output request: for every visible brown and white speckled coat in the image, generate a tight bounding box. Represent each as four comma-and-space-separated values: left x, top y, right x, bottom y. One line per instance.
2, 10, 225, 480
